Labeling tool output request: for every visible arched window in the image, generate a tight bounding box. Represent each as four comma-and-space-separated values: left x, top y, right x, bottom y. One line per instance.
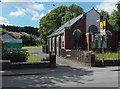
88, 25, 98, 48
73, 29, 82, 48
73, 29, 82, 35
88, 25, 98, 33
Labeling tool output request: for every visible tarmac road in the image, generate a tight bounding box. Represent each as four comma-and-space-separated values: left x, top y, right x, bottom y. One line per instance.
1, 49, 119, 88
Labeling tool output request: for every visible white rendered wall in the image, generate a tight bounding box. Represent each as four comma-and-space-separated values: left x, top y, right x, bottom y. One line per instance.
86, 8, 100, 33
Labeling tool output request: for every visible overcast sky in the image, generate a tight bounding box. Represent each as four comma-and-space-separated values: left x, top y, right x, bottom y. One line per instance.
0, 0, 119, 27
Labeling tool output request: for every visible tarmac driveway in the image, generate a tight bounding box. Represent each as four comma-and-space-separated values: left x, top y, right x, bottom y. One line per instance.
1, 49, 119, 87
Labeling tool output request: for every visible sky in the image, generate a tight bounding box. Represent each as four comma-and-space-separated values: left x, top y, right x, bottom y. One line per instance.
0, 0, 119, 28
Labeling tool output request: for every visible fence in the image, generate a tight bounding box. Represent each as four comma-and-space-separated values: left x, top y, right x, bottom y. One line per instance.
60, 49, 95, 66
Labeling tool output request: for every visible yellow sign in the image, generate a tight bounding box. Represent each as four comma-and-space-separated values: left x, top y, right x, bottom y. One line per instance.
100, 21, 106, 35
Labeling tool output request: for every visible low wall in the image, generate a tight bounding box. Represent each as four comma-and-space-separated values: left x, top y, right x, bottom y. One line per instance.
95, 59, 120, 66
1, 61, 56, 70
1, 51, 56, 70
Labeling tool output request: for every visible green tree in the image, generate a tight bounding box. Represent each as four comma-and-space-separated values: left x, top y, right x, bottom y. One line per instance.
108, 1, 120, 47
108, 1, 120, 30
39, 4, 84, 44
40, 5, 68, 44
62, 4, 83, 24
99, 10, 109, 19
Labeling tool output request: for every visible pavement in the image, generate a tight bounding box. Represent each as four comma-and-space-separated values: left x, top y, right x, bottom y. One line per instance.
1, 49, 120, 87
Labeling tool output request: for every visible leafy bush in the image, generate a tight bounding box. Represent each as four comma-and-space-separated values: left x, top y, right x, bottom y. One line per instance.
2, 49, 29, 62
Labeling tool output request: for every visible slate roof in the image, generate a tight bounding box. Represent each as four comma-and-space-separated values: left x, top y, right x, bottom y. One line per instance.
48, 14, 84, 37
48, 7, 101, 38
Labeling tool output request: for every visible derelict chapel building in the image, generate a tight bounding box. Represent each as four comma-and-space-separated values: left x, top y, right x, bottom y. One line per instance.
47, 7, 118, 55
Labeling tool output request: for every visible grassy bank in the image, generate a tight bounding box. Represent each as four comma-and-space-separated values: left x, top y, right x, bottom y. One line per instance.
22, 46, 42, 50
95, 52, 120, 60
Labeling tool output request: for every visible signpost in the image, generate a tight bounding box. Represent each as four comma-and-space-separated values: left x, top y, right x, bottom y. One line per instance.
100, 20, 106, 66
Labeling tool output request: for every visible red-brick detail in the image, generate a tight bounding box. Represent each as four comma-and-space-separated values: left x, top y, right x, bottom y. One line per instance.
106, 23, 118, 52
64, 16, 87, 50
86, 33, 91, 51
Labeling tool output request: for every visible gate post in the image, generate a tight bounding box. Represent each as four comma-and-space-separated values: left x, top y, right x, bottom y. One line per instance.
49, 52, 56, 67
86, 33, 91, 51
90, 52, 95, 67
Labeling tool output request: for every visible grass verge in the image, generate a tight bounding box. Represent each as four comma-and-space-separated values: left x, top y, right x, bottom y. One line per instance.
22, 46, 42, 50
27, 53, 42, 62
95, 52, 120, 60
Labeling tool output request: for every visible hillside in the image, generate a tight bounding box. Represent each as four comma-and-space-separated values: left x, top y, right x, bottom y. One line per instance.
1, 25, 40, 37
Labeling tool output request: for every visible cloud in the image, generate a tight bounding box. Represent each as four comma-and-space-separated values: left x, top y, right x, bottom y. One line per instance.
7, 2, 45, 20
96, 0, 119, 14
33, 4, 45, 11
0, 17, 12, 26
48, 9, 52, 13
9, 8, 26, 16
40, 13, 46, 19
32, 12, 46, 21
32, 13, 46, 21
2, 0, 33, 2
26, 9, 46, 21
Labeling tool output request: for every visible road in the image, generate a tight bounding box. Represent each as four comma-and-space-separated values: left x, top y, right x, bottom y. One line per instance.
2, 49, 119, 87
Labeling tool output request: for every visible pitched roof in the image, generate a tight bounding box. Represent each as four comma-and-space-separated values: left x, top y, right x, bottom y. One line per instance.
48, 14, 84, 37
2, 33, 16, 39
48, 7, 100, 38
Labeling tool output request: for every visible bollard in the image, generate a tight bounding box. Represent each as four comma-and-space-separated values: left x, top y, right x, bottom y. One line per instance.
49, 52, 56, 67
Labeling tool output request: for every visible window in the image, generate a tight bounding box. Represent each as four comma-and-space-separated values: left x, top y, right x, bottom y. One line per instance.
88, 25, 99, 48
62, 41, 64, 48
73, 29, 82, 48
88, 25, 98, 33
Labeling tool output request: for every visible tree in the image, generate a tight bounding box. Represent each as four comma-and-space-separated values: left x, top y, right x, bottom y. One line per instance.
99, 10, 109, 19
62, 4, 83, 24
108, 1, 120, 47
39, 4, 84, 44
1, 25, 39, 37
108, 1, 120, 30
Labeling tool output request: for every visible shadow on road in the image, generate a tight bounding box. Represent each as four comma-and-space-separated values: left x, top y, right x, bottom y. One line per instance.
2, 65, 93, 87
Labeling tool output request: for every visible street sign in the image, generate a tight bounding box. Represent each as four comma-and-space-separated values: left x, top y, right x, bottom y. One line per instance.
100, 21, 106, 35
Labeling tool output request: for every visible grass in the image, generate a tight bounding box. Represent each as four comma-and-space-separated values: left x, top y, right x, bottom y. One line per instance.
27, 53, 42, 62
95, 52, 120, 60
27, 53, 50, 62
22, 46, 42, 50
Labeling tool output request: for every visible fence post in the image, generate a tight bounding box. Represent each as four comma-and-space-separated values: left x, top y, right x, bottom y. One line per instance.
2, 60, 11, 70
90, 52, 95, 67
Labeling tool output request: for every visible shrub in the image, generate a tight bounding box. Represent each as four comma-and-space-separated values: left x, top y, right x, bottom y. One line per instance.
2, 49, 29, 62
